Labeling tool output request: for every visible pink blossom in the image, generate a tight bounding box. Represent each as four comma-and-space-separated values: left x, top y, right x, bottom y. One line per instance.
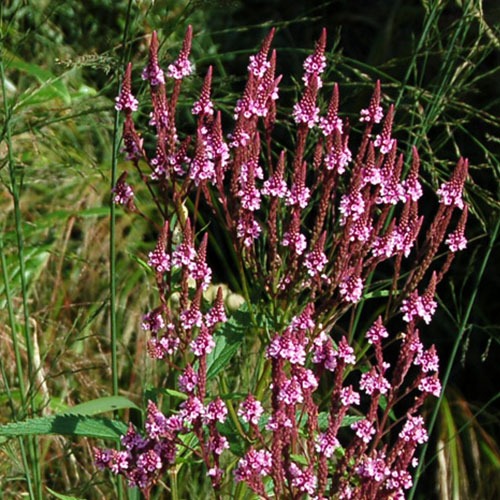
204, 398, 228, 424
316, 431, 340, 458
267, 329, 307, 365
279, 376, 304, 405
339, 274, 364, 303
209, 435, 229, 456
286, 182, 311, 208
179, 396, 205, 424
238, 395, 264, 425
166, 26, 193, 79
178, 365, 198, 394
158, 334, 180, 356
356, 452, 390, 481
351, 419, 376, 443
112, 177, 135, 207
289, 463, 317, 495
418, 375, 441, 397
115, 63, 138, 112
339, 191, 365, 223
236, 212, 261, 247
192, 66, 214, 116
205, 289, 227, 328
234, 448, 272, 482
293, 77, 320, 128
366, 317, 389, 345
180, 303, 203, 331
446, 205, 468, 252
340, 386, 360, 406
142, 309, 165, 333
446, 229, 467, 252
141, 32, 165, 86
337, 336, 356, 365
312, 332, 338, 371
190, 325, 215, 356
414, 346, 439, 373
359, 369, 391, 395
399, 415, 429, 444
359, 80, 383, 124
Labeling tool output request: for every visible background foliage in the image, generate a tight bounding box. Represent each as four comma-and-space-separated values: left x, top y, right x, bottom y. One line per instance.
0, 0, 499, 498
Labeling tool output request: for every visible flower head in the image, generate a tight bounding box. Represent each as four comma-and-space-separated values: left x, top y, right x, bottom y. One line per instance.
167, 25, 193, 79
115, 63, 138, 113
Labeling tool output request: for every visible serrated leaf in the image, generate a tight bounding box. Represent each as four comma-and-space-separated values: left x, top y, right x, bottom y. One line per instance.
317, 412, 365, 431
206, 305, 249, 379
0, 414, 128, 441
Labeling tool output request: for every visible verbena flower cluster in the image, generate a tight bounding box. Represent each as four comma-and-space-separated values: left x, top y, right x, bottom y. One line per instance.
97, 27, 468, 499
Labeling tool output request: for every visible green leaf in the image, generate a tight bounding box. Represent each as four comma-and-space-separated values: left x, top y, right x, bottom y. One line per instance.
317, 412, 365, 431
5, 52, 71, 106
45, 487, 85, 500
64, 396, 140, 415
378, 395, 397, 421
162, 389, 189, 400
206, 304, 249, 379
0, 414, 128, 441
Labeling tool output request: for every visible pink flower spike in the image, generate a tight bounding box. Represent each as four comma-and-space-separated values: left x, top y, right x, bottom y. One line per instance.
399, 415, 429, 444
204, 397, 228, 424
190, 324, 215, 356
112, 172, 135, 209
414, 345, 439, 373
366, 316, 389, 345
339, 271, 364, 304
446, 205, 468, 252
351, 418, 376, 443
403, 146, 423, 201
324, 128, 351, 173
304, 232, 328, 277
205, 287, 227, 328
303, 27, 327, 87
238, 394, 264, 425
192, 66, 214, 116
373, 104, 396, 154
147, 221, 170, 273
142, 32, 165, 86
286, 161, 311, 208
419, 273, 438, 322
178, 364, 198, 394
236, 211, 261, 247
167, 25, 193, 80
360, 80, 383, 124
319, 83, 342, 136
437, 157, 468, 209
293, 75, 320, 128
337, 336, 356, 365
262, 151, 289, 198
418, 374, 442, 397
282, 210, 307, 255
115, 63, 139, 113
247, 28, 275, 78
340, 385, 360, 406
142, 308, 165, 333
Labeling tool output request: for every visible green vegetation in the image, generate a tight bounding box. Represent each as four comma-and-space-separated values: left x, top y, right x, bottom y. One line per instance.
0, 0, 498, 498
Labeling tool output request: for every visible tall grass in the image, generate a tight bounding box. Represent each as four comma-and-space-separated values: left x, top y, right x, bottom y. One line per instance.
0, 0, 498, 498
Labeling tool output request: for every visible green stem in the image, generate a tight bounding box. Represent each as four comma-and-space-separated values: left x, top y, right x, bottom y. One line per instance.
408, 216, 500, 499
0, 36, 41, 500
110, 1, 134, 498
0, 231, 34, 498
